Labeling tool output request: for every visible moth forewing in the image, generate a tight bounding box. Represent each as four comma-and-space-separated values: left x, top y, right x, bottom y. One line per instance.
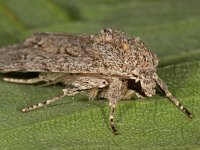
0, 28, 192, 135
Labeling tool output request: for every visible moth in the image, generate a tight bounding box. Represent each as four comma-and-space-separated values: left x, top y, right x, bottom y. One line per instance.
0, 28, 192, 135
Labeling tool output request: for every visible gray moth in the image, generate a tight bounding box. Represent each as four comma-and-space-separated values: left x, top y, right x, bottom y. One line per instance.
0, 28, 192, 135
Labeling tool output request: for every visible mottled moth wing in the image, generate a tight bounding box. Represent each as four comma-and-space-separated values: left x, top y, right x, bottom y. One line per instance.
0, 30, 158, 80
0, 33, 104, 74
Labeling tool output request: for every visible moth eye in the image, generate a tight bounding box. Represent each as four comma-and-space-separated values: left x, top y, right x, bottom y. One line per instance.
102, 81, 108, 85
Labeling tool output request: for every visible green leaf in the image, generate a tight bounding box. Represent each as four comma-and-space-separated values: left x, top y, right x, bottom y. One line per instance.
0, 0, 200, 149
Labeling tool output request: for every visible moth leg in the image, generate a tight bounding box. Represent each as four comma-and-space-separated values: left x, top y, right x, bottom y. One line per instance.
22, 77, 108, 112
86, 88, 99, 100
3, 72, 65, 84
71, 76, 108, 100
123, 89, 143, 100
109, 103, 117, 135
22, 88, 79, 112
156, 77, 193, 118
3, 76, 43, 84
106, 78, 128, 135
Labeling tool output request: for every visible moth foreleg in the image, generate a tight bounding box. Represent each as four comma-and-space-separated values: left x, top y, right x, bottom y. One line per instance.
106, 78, 128, 135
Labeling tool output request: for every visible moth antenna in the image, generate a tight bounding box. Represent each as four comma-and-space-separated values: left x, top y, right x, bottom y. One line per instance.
156, 77, 193, 118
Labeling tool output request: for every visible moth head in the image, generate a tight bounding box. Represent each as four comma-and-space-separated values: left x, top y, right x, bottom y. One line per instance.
140, 78, 157, 97
131, 70, 158, 97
